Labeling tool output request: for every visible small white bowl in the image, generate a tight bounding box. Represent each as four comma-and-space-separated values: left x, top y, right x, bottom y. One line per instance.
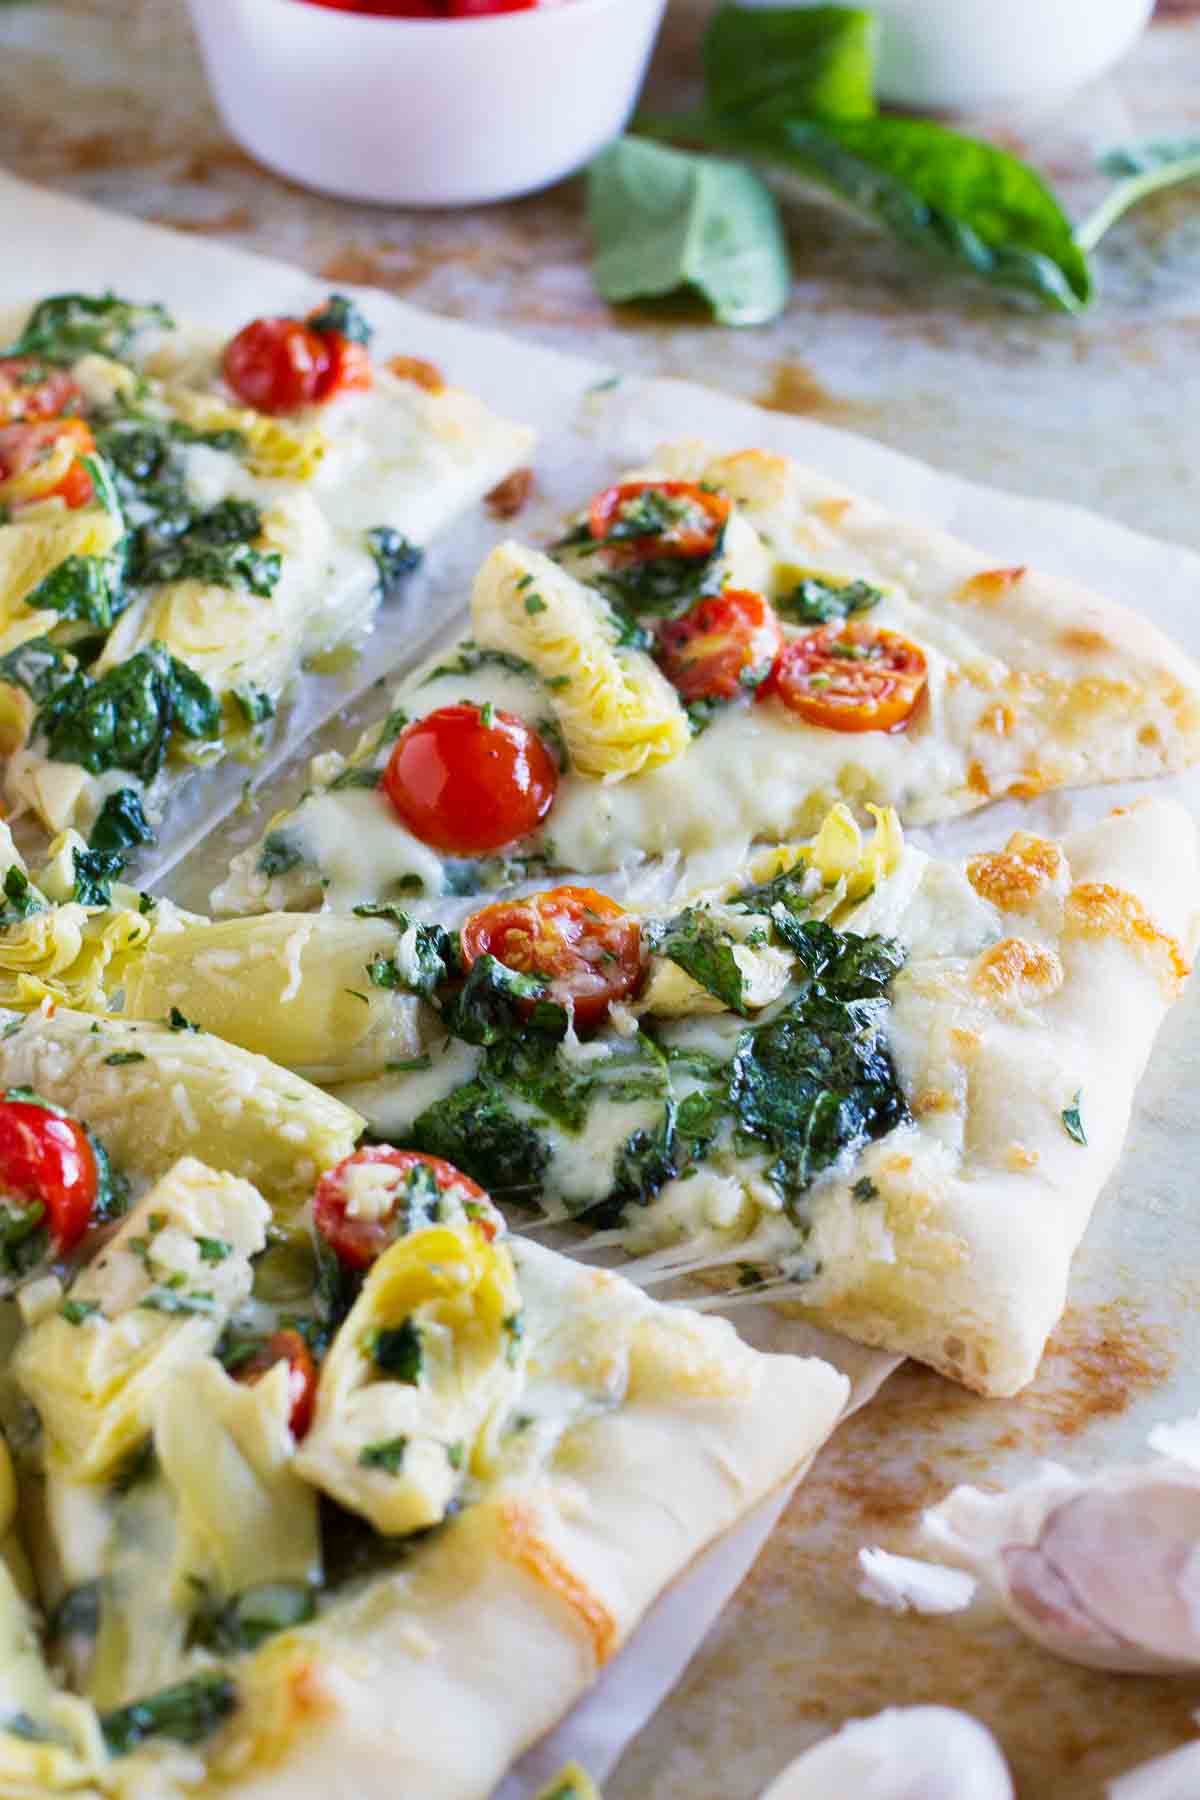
185, 0, 667, 208
743, 0, 1155, 113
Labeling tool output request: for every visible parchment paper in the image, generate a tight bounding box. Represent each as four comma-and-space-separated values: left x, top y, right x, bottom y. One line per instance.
2, 170, 1200, 1796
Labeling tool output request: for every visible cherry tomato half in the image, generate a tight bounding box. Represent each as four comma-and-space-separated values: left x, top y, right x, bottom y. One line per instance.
0, 419, 95, 510
383, 703, 558, 856
0, 358, 81, 426
588, 480, 730, 563
657, 589, 783, 703
461, 885, 643, 1031
0, 1098, 98, 1254
315, 331, 372, 399
315, 1147, 492, 1271
236, 1328, 318, 1439
760, 620, 928, 734
222, 317, 332, 415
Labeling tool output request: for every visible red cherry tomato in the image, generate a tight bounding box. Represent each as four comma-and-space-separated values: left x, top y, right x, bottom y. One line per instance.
315, 1147, 492, 1271
657, 589, 783, 703
760, 620, 928, 734
461, 885, 644, 1030
314, 331, 373, 399
236, 1329, 318, 1438
0, 418, 95, 510
383, 703, 558, 856
0, 358, 81, 426
0, 1098, 98, 1253
222, 317, 332, 415
588, 480, 730, 563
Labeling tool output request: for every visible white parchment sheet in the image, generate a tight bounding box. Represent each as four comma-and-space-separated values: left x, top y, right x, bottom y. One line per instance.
3, 170, 1200, 1795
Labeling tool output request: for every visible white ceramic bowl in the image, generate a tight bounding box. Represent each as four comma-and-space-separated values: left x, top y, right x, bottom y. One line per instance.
186, 0, 667, 208
744, 0, 1155, 113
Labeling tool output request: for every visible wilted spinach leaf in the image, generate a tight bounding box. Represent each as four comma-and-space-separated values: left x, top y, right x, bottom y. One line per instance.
775, 574, 882, 625
89, 787, 155, 859
39, 642, 220, 782
5, 292, 172, 365
366, 527, 421, 596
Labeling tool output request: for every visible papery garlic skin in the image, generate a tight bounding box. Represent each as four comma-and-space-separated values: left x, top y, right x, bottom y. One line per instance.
758, 1706, 1014, 1800
924, 1456, 1200, 1675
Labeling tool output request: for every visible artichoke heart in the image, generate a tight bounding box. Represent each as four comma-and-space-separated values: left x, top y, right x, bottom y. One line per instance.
295, 1222, 524, 1538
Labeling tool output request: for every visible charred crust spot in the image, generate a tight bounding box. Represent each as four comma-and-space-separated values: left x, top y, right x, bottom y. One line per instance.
973, 938, 1064, 1005
500, 1499, 617, 1664
387, 354, 445, 394
958, 565, 1027, 602
1065, 881, 1189, 996
967, 834, 1064, 911
1060, 626, 1110, 655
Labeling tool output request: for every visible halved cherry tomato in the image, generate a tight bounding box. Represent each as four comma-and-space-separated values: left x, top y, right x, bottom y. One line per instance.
0, 418, 95, 510
588, 480, 730, 563
383, 703, 558, 855
461, 885, 643, 1031
0, 358, 81, 426
315, 330, 372, 399
315, 1147, 492, 1271
657, 589, 783, 703
236, 1328, 318, 1438
222, 317, 332, 415
0, 1098, 98, 1254
760, 619, 927, 733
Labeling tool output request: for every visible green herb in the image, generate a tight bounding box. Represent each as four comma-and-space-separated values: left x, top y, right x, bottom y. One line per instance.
502, 1310, 525, 1366
6, 292, 172, 365
139, 1289, 214, 1314
851, 1174, 879, 1201
308, 293, 373, 344
422, 642, 538, 687
89, 787, 155, 860
386, 1053, 433, 1073
188, 1580, 315, 1655
644, 908, 748, 1013
1077, 138, 1200, 254
130, 500, 280, 596
447, 1441, 465, 1471
196, 1236, 232, 1264
776, 574, 882, 625
258, 830, 307, 879
39, 642, 220, 783
0, 1197, 49, 1286
99, 1671, 236, 1757
588, 137, 790, 327
377, 706, 410, 745
636, 4, 1092, 314
479, 700, 495, 729
59, 1298, 101, 1325
329, 765, 382, 791
50, 1582, 101, 1644
535, 714, 570, 772
90, 1137, 129, 1225
103, 1051, 146, 1066
358, 1436, 408, 1474
22, 554, 122, 630
232, 685, 275, 726
524, 592, 548, 615
366, 526, 421, 596
366, 1318, 423, 1384
410, 1079, 550, 1200
71, 847, 125, 908
0, 866, 43, 923
168, 1007, 202, 1033
1062, 1091, 1086, 1146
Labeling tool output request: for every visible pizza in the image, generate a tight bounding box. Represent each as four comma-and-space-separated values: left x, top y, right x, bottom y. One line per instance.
0, 1049, 847, 1796
2, 785, 1192, 1398
0, 290, 532, 856
214, 447, 1200, 915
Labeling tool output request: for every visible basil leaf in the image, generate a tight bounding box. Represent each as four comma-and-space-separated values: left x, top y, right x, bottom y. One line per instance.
703, 3, 876, 125
588, 137, 790, 327
1077, 137, 1200, 253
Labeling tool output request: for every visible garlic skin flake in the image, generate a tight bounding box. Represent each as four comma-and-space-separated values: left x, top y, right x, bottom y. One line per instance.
758, 1706, 1014, 1800
923, 1432, 1200, 1675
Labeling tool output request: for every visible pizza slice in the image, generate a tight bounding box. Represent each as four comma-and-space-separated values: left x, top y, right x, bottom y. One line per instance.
214, 442, 1200, 916
136, 795, 1200, 1397
0, 290, 532, 854
0, 1090, 848, 1794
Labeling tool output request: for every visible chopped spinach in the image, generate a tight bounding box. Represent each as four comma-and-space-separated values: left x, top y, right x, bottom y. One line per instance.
437, 953, 549, 1047
89, 787, 155, 859
111, 1438, 157, 1495
366, 1318, 423, 1384
49, 1581, 101, 1645
71, 846, 125, 908
355, 907, 458, 997
168, 1007, 202, 1033
6, 292, 172, 365
0, 1200, 48, 1284
644, 908, 748, 1013
410, 1078, 550, 1201
359, 1436, 408, 1473
129, 498, 279, 595
308, 294, 373, 344
775, 574, 883, 625
329, 765, 382, 791
22, 554, 122, 630
39, 642, 220, 783
0, 636, 77, 707
59, 1298, 101, 1325
0, 867, 43, 923
1062, 1090, 1086, 1145
188, 1580, 315, 1655
232, 684, 275, 726
730, 862, 814, 947
421, 642, 539, 686
366, 526, 422, 596
258, 830, 307, 879
99, 1671, 236, 1757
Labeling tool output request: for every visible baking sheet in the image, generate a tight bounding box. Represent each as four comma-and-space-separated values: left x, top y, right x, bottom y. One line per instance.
3, 170, 1200, 1797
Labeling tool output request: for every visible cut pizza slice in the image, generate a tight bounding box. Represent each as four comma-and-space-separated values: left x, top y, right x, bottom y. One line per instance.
204, 795, 1198, 1398
213, 445, 1200, 914
0, 1132, 849, 1798
0, 290, 533, 850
